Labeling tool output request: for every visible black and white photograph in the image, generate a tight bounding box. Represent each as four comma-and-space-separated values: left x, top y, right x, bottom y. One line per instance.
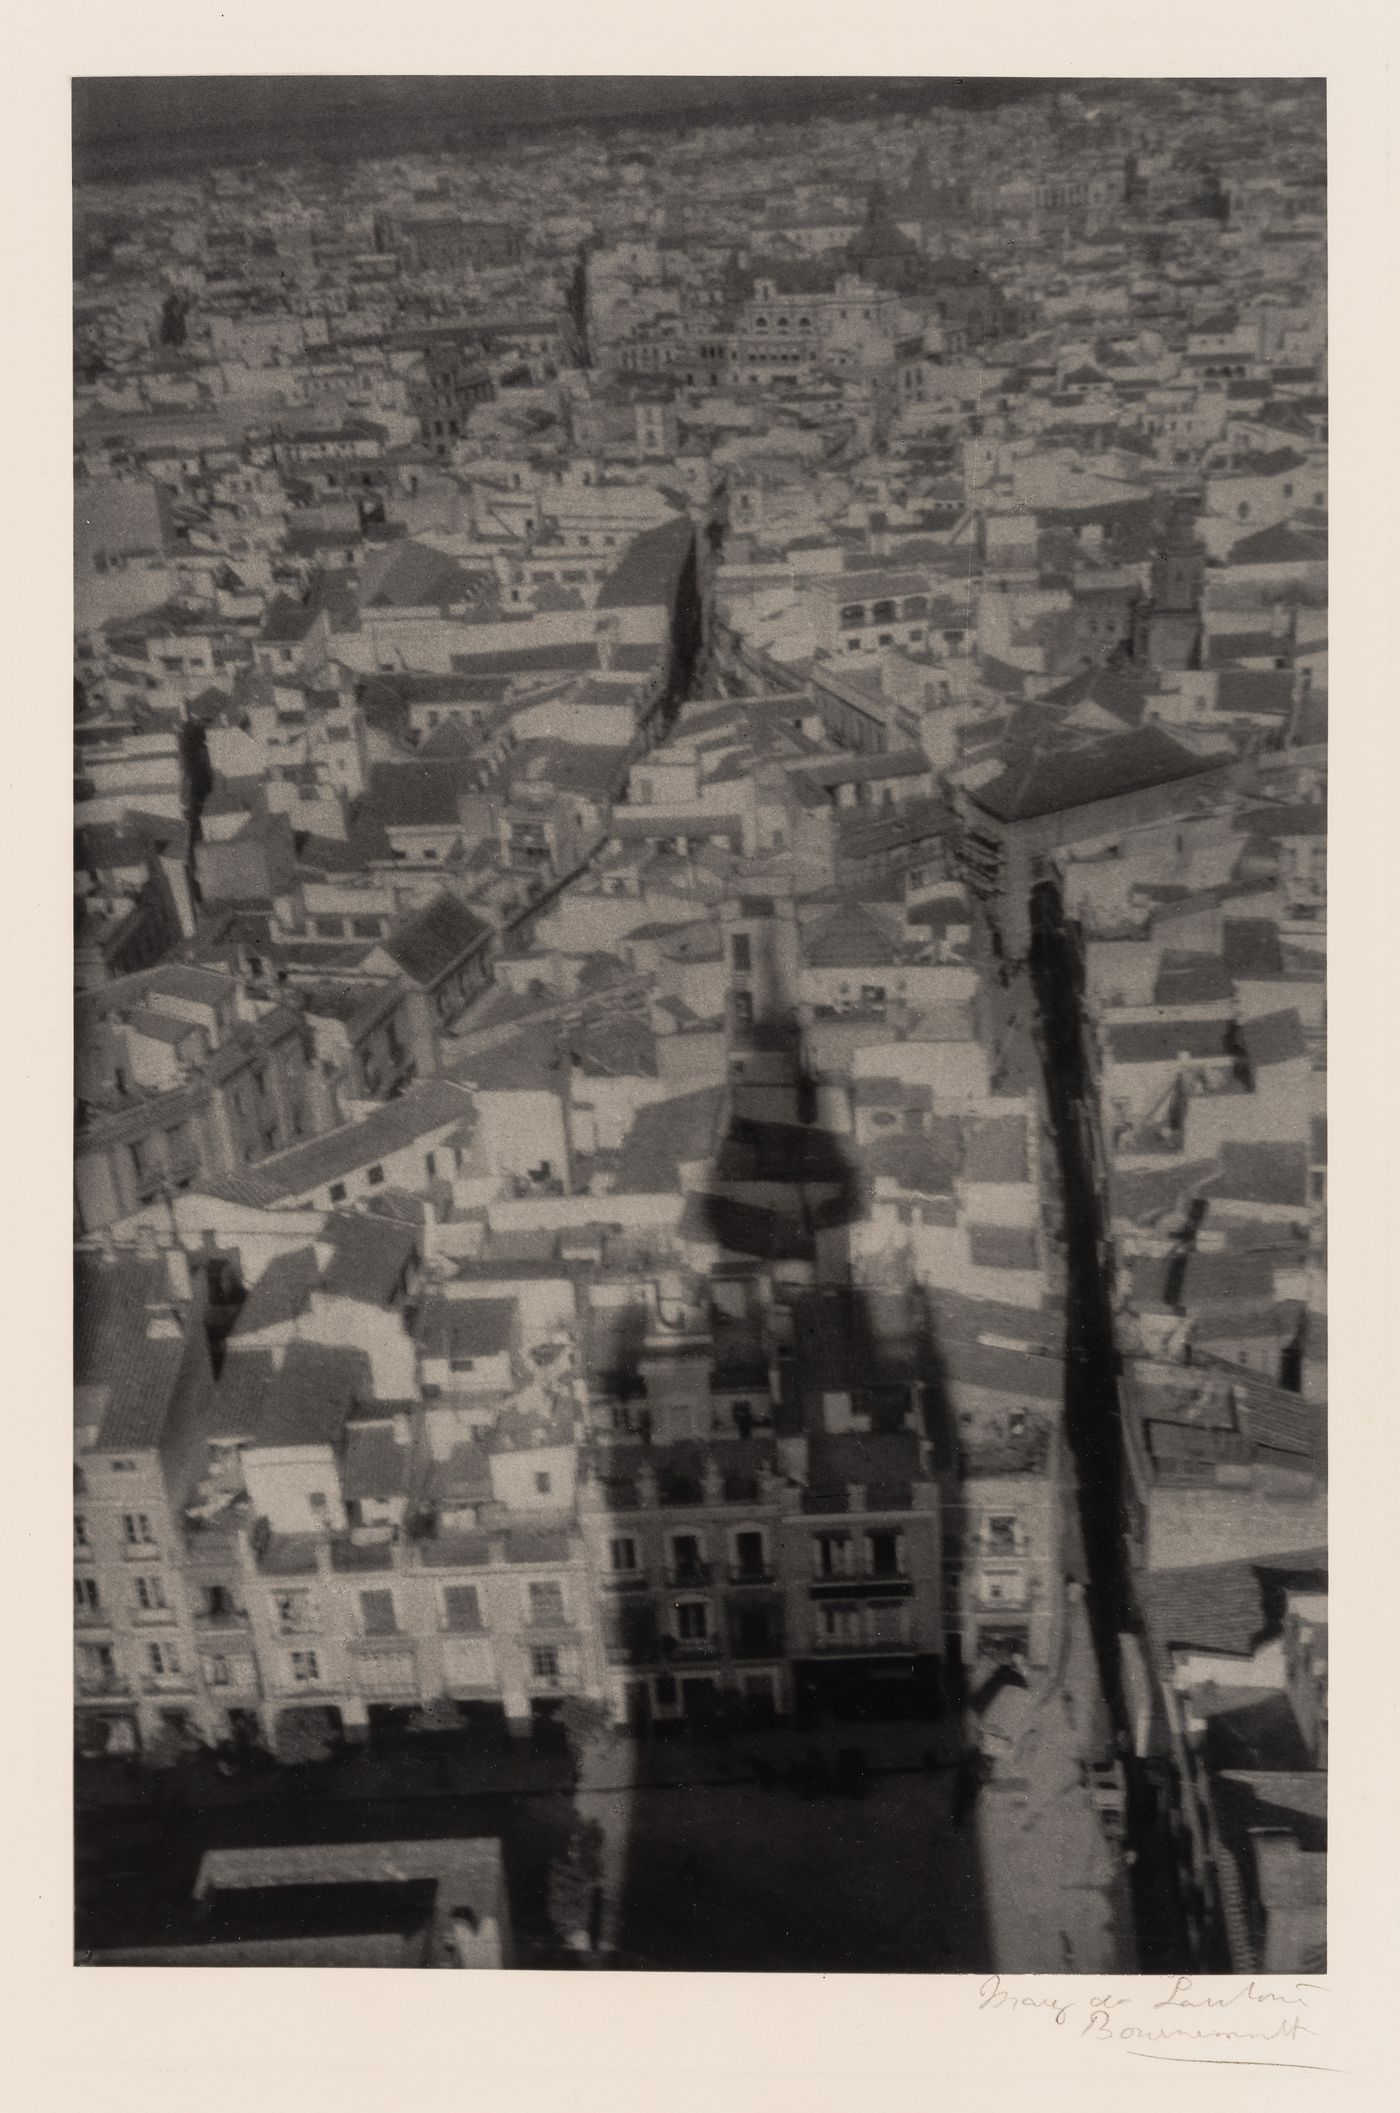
52, 33, 1357, 2042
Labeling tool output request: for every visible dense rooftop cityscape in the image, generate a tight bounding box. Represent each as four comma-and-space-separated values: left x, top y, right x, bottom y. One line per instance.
73, 74, 1325, 1974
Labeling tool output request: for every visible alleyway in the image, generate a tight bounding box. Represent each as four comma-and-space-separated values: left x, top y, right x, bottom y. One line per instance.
975, 1581, 1135, 1973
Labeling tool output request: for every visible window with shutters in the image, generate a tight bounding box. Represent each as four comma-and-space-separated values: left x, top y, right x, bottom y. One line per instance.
813, 1532, 854, 1579
272, 1589, 316, 1634
359, 1589, 397, 1636
866, 1529, 904, 1579
441, 1586, 482, 1633
528, 1581, 565, 1626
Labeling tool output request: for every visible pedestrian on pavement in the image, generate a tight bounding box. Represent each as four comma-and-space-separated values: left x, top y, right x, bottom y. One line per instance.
1061, 1689, 1077, 1730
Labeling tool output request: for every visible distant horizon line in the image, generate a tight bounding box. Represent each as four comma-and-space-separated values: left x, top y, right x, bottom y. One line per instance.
72, 75, 1209, 187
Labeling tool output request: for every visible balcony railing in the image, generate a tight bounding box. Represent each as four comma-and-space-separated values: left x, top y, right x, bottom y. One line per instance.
203, 1664, 261, 1697
728, 1563, 774, 1586
811, 1565, 910, 1586
665, 1637, 721, 1664
600, 1571, 650, 1592
605, 1639, 661, 1667
810, 1633, 912, 1656
665, 1561, 713, 1588
194, 1607, 250, 1629
75, 1674, 130, 1697
729, 1630, 783, 1663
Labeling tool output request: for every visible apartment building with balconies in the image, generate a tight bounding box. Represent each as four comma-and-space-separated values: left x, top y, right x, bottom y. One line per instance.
74, 1246, 220, 1755
579, 1440, 789, 1729
772, 1287, 946, 1719
75, 965, 334, 1234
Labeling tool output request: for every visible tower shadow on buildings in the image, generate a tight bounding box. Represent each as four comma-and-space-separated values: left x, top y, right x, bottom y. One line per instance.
579, 989, 993, 1971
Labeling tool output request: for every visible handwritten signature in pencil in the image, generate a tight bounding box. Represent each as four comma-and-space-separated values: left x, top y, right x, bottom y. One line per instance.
978, 1974, 1329, 2061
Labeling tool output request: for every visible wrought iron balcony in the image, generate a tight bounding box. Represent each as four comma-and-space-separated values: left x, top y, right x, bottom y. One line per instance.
665, 1561, 713, 1588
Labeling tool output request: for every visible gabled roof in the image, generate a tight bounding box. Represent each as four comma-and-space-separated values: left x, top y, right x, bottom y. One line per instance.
963, 725, 1225, 825
1239, 1008, 1307, 1068
342, 1419, 413, 1504
74, 1254, 192, 1452
360, 540, 489, 610
1103, 1017, 1237, 1065
1222, 918, 1286, 980
229, 1247, 320, 1337
860, 1130, 957, 1197
1208, 1142, 1310, 1209
612, 1085, 724, 1193
248, 1341, 375, 1451
1229, 522, 1326, 565
802, 902, 903, 970
318, 1214, 419, 1305
1153, 951, 1234, 1008
199, 1080, 474, 1206
363, 762, 470, 830
383, 893, 493, 985
258, 595, 321, 645
1141, 1549, 1327, 1663
415, 1295, 517, 1362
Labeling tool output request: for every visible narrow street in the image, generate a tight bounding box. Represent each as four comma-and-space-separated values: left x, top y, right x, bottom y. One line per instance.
975, 1584, 1135, 1972
1027, 880, 1188, 1969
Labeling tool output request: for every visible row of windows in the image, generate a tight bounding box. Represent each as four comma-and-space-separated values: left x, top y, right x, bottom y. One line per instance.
813, 1531, 907, 1579
839, 596, 930, 625
283, 1639, 564, 1686
815, 1601, 912, 1647
608, 1529, 769, 1577
270, 1579, 569, 1637
311, 913, 387, 939
75, 1510, 160, 1549
846, 628, 924, 650
74, 1574, 170, 1616
77, 1640, 181, 1680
